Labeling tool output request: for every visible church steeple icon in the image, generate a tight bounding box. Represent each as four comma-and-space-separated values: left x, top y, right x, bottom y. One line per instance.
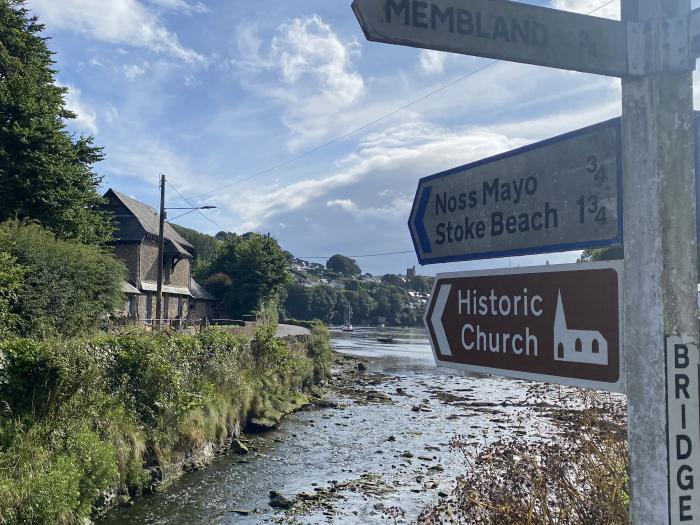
554, 290, 608, 365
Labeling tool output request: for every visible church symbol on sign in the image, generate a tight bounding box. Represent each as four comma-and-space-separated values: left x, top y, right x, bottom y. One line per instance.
553, 290, 608, 366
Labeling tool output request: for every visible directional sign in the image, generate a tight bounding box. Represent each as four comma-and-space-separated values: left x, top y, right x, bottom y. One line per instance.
408, 119, 622, 265
665, 335, 700, 523
425, 262, 623, 392
352, 0, 629, 77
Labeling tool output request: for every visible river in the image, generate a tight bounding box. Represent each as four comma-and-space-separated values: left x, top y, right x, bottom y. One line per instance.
99, 326, 564, 524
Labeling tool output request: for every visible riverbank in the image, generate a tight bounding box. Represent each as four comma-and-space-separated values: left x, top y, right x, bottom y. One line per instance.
0, 323, 332, 524
98, 327, 627, 524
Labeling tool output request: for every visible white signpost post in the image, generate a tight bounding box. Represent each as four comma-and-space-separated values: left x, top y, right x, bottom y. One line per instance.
352, 0, 700, 523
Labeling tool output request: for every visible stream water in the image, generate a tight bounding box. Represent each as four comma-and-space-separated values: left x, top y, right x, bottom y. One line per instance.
99, 327, 561, 525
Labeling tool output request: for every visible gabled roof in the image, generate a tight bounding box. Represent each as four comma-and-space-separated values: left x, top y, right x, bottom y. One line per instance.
103, 189, 194, 255
190, 280, 217, 301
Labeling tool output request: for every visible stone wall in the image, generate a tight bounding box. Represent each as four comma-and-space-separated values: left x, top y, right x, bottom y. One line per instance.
140, 239, 192, 288
112, 244, 140, 284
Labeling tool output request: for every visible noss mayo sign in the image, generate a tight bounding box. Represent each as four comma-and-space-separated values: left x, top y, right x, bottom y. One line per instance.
408, 119, 622, 264
352, 0, 628, 77
425, 262, 623, 392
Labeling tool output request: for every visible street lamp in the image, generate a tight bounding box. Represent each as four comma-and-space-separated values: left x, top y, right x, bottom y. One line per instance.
155, 174, 217, 329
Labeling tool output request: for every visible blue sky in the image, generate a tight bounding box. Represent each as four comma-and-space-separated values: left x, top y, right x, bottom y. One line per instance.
26, 0, 690, 275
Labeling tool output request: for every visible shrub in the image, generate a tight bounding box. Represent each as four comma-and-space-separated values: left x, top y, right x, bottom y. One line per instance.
0, 251, 24, 339
0, 221, 126, 338
0, 325, 329, 523
418, 394, 629, 525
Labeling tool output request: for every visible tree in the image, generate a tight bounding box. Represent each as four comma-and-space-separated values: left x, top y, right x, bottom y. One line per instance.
579, 247, 624, 262
0, 221, 126, 337
381, 274, 405, 287
408, 275, 432, 293
208, 233, 291, 318
326, 254, 361, 276
0, 1, 111, 244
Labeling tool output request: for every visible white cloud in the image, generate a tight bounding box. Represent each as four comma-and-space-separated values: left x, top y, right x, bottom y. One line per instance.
60, 83, 98, 135
326, 199, 358, 213
551, 0, 620, 19
123, 62, 150, 80
28, 0, 206, 63
234, 15, 365, 150
418, 50, 447, 75
222, 120, 525, 231
146, 0, 209, 14
270, 16, 364, 107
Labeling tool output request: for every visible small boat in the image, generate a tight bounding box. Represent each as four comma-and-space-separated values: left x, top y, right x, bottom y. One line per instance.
377, 333, 395, 344
342, 303, 354, 332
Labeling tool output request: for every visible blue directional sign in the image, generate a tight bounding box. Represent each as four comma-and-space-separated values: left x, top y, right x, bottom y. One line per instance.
408, 119, 623, 265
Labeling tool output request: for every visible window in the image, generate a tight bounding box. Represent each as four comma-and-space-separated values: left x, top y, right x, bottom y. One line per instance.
592, 339, 600, 354
558, 343, 564, 359
575, 338, 582, 352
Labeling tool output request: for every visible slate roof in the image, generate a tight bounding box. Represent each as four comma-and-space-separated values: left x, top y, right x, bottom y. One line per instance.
121, 281, 142, 295
190, 280, 217, 301
103, 189, 195, 257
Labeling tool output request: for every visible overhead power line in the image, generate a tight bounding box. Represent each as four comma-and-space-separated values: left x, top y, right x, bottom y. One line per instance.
165, 180, 226, 231
190, 0, 618, 200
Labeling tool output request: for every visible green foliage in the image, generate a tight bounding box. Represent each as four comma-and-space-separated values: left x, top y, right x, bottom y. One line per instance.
0, 0, 112, 243
207, 233, 291, 318
171, 224, 221, 261
203, 272, 232, 299
0, 221, 126, 338
0, 326, 331, 523
0, 250, 24, 338
326, 254, 361, 276
408, 275, 432, 293
284, 280, 421, 326
0, 422, 118, 525
579, 246, 624, 262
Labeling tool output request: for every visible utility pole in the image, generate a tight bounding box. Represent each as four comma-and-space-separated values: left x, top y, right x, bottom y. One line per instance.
155, 174, 166, 329
622, 0, 698, 522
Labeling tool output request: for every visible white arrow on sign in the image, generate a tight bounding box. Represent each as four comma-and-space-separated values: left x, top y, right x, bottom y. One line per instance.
352, 0, 629, 77
427, 283, 452, 357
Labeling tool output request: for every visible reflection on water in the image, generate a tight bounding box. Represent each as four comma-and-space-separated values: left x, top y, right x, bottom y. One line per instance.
331, 326, 434, 363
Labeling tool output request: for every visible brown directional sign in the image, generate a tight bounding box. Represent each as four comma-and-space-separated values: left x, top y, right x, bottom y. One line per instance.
352, 0, 629, 77
425, 262, 623, 392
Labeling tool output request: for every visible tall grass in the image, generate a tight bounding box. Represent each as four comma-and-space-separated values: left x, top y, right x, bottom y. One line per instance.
0, 323, 331, 524
418, 390, 629, 525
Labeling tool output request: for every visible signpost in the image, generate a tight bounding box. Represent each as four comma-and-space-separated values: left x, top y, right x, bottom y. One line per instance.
425, 262, 623, 391
408, 119, 622, 264
354, 0, 700, 523
351, 0, 628, 77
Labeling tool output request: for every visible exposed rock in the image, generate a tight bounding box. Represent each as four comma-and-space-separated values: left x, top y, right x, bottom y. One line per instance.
366, 391, 392, 402
401, 451, 414, 458
387, 435, 396, 442
269, 490, 295, 509
231, 439, 249, 455
357, 362, 367, 372
230, 508, 253, 515
247, 417, 279, 433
